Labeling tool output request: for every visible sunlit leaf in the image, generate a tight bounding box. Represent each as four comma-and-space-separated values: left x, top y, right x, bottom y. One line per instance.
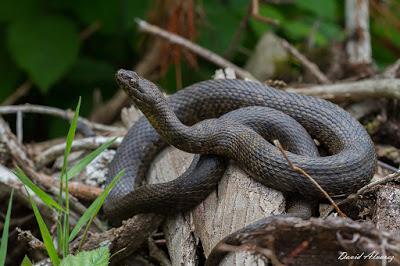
60, 246, 109, 266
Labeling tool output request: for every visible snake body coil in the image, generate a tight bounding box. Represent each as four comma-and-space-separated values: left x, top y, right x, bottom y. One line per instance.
103, 69, 376, 223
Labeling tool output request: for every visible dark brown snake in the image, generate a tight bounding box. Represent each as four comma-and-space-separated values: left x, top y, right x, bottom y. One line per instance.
103, 69, 376, 263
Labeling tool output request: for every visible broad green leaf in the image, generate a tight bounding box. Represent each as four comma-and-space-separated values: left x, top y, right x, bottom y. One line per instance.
27, 189, 60, 266
295, 0, 338, 21
67, 137, 117, 179
0, 190, 13, 266
0, 0, 38, 22
20, 255, 33, 266
69, 170, 124, 242
60, 246, 109, 266
7, 15, 80, 92
13, 167, 64, 212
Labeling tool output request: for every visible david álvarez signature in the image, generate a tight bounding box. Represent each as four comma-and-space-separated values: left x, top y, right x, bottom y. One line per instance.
338, 251, 394, 263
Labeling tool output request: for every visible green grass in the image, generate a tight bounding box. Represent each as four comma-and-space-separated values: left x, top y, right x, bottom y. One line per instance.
12, 98, 122, 265
0, 190, 14, 266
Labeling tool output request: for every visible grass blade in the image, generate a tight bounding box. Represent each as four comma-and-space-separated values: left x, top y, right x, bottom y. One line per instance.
63, 97, 81, 166
26, 188, 60, 266
59, 97, 81, 257
69, 170, 125, 242
0, 189, 14, 266
13, 167, 64, 212
66, 137, 117, 179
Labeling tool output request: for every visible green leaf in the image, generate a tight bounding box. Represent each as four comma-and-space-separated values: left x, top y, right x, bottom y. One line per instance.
20, 255, 33, 266
13, 167, 64, 212
69, 170, 124, 242
7, 15, 80, 92
67, 137, 117, 179
27, 188, 60, 266
0, 189, 13, 266
0, 0, 38, 22
60, 246, 109, 266
295, 0, 338, 21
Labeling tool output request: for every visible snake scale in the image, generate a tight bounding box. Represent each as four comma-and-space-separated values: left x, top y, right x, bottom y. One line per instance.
103, 69, 376, 261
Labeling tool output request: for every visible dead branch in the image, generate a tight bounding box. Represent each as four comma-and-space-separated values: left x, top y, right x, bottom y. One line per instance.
136, 18, 256, 80
207, 216, 400, 266
279, 38, 330, 84
78, 214, 164, 263
35, 136, 123, 169
0, 104, 123, 132
345, 0, 372, 65
285, 78, 400, 102
16, 227, 46, 253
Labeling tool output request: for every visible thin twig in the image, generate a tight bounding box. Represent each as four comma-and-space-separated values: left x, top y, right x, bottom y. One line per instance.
279, 38, 330, 84
0, 104, 123, 132
79, 21, 102, 40
1, 80, 33, 106
136, 18, 256, 80
16, 111, 23, 143
35, 136, 122, 169
382, 58, 400, 78
251, 0, 280, 26
285, 78, 400, 102
273, 140, 346, 217
340, 170, 400, 206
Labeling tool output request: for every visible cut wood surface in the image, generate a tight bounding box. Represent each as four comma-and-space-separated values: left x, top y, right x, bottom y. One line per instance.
148, 146, 285, 266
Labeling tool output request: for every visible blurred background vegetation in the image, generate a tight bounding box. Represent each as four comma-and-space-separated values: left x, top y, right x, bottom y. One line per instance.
0, 0, 399, 140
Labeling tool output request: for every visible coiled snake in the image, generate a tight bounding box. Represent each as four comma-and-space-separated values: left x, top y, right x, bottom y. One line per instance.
103, 69, 376, 263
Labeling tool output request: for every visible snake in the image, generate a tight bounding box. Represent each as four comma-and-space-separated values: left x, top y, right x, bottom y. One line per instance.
103, 69, 376, 260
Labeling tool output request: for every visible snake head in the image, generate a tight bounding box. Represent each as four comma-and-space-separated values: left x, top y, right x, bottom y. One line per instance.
116, 69, 166, 112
